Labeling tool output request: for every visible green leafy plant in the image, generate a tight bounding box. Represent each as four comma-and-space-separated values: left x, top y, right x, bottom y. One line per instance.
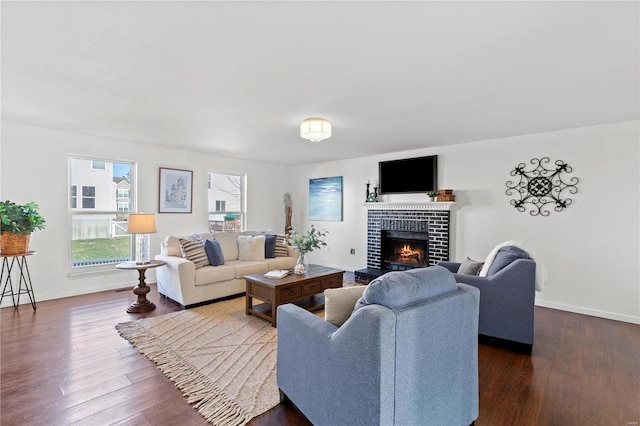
0, 200, 46, 235
288, 225, 328, 255
426, 191, 438, 198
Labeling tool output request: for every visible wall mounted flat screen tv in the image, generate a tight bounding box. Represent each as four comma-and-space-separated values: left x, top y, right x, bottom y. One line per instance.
379, 155, 438, 194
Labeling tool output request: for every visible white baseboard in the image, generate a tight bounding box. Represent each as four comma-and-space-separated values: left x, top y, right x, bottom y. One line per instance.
535, 299, 640, 325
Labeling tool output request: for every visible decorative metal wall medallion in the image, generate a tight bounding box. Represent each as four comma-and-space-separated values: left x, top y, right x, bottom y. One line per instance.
506, 157, 579, 216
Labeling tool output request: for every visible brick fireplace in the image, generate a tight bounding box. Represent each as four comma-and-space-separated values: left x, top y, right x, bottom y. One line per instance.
355, 202, 453, 283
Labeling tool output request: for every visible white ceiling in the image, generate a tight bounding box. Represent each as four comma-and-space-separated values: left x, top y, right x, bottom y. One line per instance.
2, 1, 638, 166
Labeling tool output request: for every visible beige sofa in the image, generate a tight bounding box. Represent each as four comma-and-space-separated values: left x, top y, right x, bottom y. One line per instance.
155, 231, 298, 308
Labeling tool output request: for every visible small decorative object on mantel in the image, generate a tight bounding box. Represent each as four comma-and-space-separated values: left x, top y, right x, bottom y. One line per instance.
506, 157, 579, 217
426, 191, 438, 202
437, 189, 455, 202
0, 200, 46, 254
365, 181, 379, 202
288, 225, 328, 275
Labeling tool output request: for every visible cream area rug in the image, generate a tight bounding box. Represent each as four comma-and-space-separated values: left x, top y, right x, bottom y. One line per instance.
116, 296, 279, 426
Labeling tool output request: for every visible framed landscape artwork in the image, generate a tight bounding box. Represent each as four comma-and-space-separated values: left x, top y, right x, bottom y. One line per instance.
159, 167, 193, 213
309, 176, 343, 221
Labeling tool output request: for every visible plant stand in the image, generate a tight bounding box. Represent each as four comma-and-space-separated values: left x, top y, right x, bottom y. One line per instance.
0, 251, 37, 310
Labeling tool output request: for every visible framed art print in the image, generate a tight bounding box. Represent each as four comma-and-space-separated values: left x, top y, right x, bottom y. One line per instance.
159, 167, 193, 213
309, 176, 343, 221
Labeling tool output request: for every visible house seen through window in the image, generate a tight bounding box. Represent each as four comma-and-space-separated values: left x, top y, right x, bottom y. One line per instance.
69, 157, 134, 269
208, 171, 245, 232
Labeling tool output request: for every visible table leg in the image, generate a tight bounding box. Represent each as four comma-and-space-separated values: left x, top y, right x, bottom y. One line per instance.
245, 280, 252, 315
127, 269, 156, 313
16, 256, 36, 310
0, 257, 16, 308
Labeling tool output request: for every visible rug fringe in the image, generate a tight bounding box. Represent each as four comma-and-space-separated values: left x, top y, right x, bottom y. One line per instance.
116, 321, 255, 426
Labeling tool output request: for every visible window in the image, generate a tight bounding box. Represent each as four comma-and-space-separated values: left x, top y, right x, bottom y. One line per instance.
208, 171, 245, 232
70, 186, 77, 208
69, 157, 134, 269
82, 186, 96, 208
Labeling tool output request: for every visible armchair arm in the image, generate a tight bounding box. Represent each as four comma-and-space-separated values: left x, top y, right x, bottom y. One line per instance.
451, 258, 536, 345
437, 261, 461, 273
154, 254, 196, 305
277, 303, 396, 425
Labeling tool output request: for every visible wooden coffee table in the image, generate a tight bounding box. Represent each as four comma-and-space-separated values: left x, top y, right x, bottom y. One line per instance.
245, 265, 344, 327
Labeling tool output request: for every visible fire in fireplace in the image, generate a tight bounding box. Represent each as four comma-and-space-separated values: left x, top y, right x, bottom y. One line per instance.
381, 230, 429, 271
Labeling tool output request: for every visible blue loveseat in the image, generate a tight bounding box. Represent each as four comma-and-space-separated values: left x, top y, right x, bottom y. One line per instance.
277, 266, 480, 426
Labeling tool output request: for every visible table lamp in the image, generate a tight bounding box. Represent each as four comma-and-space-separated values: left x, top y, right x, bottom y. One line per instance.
127, 213, 157, 264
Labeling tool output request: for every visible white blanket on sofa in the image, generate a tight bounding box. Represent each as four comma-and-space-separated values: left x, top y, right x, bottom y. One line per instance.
478, 240, 548, 292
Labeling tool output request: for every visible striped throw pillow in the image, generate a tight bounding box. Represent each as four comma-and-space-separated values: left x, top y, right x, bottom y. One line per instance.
179, 239, 210, 268
274, 235, 290, 257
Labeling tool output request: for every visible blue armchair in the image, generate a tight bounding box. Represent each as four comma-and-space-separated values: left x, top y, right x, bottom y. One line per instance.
438, 254, 536, 353
277, 266, 480, 426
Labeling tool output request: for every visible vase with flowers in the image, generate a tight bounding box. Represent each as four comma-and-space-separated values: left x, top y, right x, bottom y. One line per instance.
288, 225, 328, 275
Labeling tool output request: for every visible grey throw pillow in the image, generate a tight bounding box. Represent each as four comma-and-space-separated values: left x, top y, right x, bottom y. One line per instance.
458, 257, 484, 275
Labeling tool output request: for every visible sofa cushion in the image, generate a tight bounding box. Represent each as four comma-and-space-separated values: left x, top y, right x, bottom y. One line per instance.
264, 235, 277, 258
194, 264, 236, 286
204, 239, 225, 266
266, 257, 296, 270
458, 257, 484, 275
226, 260, 269, 278
214, 232, 240, 261
274, 235, 289, 257
324, 285, 366, 327
238, 235, 266, 261
161, 235, 183, 257
354, 266, 457, 311
179, 239, 209, 269
487, 246, 530, 276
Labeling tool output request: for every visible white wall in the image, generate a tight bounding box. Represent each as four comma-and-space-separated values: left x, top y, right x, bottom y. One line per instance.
290, 121, 640, 324
0, 122, 292, 305
3, 120, 638, 324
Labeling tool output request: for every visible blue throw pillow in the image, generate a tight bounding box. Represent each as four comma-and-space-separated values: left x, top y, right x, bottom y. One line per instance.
487, 246, 529, 276
264, 234, 277, 258
204, 239, 225, 266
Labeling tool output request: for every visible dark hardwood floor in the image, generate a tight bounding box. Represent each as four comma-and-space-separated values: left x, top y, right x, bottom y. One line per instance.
1, 275, 638, 425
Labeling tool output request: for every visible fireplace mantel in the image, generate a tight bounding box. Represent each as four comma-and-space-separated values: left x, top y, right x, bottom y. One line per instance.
362, 202, 455, 211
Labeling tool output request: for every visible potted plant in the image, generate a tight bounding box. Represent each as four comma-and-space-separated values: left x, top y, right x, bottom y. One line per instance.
0, 200, 46, 254
288, 225, 328, 274
426, 191, 438, 202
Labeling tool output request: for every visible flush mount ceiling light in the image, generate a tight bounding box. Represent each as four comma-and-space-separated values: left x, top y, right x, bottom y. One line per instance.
300, 117, 332, 142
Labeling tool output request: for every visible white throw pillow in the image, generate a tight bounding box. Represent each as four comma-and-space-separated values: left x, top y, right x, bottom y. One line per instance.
162, 235, 183, 257
324, 285, 366, 327
238, 235, 266, 261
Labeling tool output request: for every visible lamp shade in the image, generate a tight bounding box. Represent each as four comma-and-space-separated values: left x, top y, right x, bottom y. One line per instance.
300, 117, 332, 142
127, 213, 157, 234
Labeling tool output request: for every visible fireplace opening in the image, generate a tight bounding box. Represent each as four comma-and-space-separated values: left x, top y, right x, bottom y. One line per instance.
381, 230, 429, 271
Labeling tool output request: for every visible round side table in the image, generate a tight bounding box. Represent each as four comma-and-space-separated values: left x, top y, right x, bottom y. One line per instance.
116, 260, 166, 313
